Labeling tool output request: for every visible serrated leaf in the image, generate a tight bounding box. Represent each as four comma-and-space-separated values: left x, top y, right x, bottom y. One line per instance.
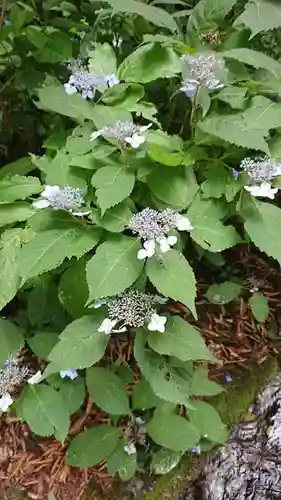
146, 413, 200, 451
92, 166, 135, 215
0, 157, 34, 179
59, 378, 85, 414
86, 367, 130, 415
118, 43, 180, 83
188, 400, 228, 443
222, 48, 281, 77
101, 202, 132, 233
28, 332, 59, 360
147, 168, 198, 209
244, 200, 281, 264
187, 0, 238, 32
205, 281, 242, 304
44, 151, 87, 188
217, 85, 246, 109
18, 227, 101, 283
106, 0, 178, 32
0, 319, 24, 366
0, 202, 35, 227
88, 43, 117, 77
190, 369, 224, 396
48, 315, 109, 369
107, 442, 137, 481
146, 250, 196, 316
151, 448, 183, 475
37, 86, 98, 121
0, 175, 41, 202
235, 0, 281, 39
249, 292, 269, 323
191, 216, 239, 252
58, 260, 89, 318
67, 425, 120, 467
148, 316, 216, 362
20, 384, 70, 443
132, 378, 160, 410
86, 236, 143, 301
0, 229, 23, 311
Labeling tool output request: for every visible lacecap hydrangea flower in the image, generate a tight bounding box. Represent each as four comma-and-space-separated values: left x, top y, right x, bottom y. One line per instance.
64, 58, 119, 99
180, 53, 225, 97
128, 207, 193, 260
33, 185, 91, 216
241, 155, 281, 199
91, 120, 152, 149
94, 290, 168, 335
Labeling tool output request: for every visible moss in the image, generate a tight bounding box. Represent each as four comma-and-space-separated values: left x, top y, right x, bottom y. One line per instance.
142, 358, 279, 500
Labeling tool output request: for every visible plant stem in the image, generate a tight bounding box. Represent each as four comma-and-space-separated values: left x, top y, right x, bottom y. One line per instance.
190, 85, 200, 141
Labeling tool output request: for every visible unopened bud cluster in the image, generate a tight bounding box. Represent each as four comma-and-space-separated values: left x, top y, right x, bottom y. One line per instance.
129, 207, 193, 259
241, 155, 281, 199
180, 53, 225, 97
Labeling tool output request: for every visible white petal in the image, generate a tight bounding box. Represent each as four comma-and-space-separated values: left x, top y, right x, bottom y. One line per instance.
71, 210, 91, 217
60, 369, 78, 380
90, 131, 101, 141
139, 123, 152, 133
42, 185, 60, 198
33, 199, 51, 209
125, 134, 145, 148
167, 235, 177, 246
112, 326, 127, 333
176, 215, 194, 231
147, 313, 167, 333
28, 370, 42, 385
89, 300, 105, 309
245, 182, 278, 199
98, 318, 118, 334
137, 248, 148, 260
143, 239, 156, 257
0, 393, 14, 412
124, 442, 136, 455
64, 83, 77, 95
157, 237, 171, 253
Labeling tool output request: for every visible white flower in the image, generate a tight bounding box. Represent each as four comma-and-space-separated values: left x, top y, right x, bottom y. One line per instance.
60, 369, 78, 380
156, 235, 177, 253
180, 79, 200, 97
125, 133, 146, 149
175, 215, 194, 232
64, 82, 78, 95
124, 442, 137, 455
90, 121, 151, 149
147, 313, 167, 333
33, 185, 60, 209
104, 74, 120, 87
33, 185, 88, 215
27, 370, 42, 385
0, 393, 13, 412
89, 299, 106, 309
98, 318, 127, 335
90, 131, 101, 141
244, 182, 278, 199
137, 239, 156, 260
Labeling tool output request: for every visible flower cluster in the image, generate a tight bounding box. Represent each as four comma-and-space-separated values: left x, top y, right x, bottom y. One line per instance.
129, 208, 193, 260
123, 416, 147, 455
95, 290, 167, 335
64, 59, 119, 99
0, 356, 29, 412
180, 53, 225, 97
241, 156, 281, 199
90, 120, 152, 149
33, 185, 90, 217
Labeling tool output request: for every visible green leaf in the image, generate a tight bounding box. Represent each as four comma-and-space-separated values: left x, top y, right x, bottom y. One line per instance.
132, 378, 160, 410
205, 281, 242, 304
0, 319, 24, 366
249, 292, 269, 323
118, 43, 180, 83
147, 168, 198, 209
0, 157, 34, 179
28, 332, 59, 361
18, 227, 101, 283
0, 229, 23, 311
190, 216, 240, 252
44, 152, 87, 188
58, 260, 89, 318
235, 0, 281, 39
92, 166, 135, 215
190, 369, 224, 396
107, 442, 137, 481
244, 200, 281, 264
20, 384, 70, 443
48, 315, 109, 369
33, 31, 72, 63
59, 378, 85, 414
222, 48, 281, 78
37, 86, 98, 121
0, 202, 35, 227
146, 250, 196, 316
67, 425, 120, 467
151, 448, 183, 475
146, 413, 200, 451
105, 0, 178, 32
101, 202, 132, 233
0, 175, 41, 202
217, 85, 247, 109
187, 0, 238, 32
88, 43, 117, 77
86, 236, 143, 301
86, 367, 130, 415
148, 316, 217, 362
188, 400, 228, 443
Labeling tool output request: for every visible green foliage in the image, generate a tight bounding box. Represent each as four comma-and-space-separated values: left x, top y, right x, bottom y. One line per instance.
235, 0, 281, 39
86, 367, 130, 415
92, 165, 135, 215
146, 413, 200, 451
249, 292, 269, 322
205, 281, 242, 304
67, 425, 121, 467
0, 319, 24, 366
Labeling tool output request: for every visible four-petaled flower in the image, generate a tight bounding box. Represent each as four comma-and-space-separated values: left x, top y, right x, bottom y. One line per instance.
60, 369, 78, 380
98, 318, 127, 335
147, 313, 167, 333
0, 393, 13, 412
124, 442, 137, 455
244, 182, 278, 199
